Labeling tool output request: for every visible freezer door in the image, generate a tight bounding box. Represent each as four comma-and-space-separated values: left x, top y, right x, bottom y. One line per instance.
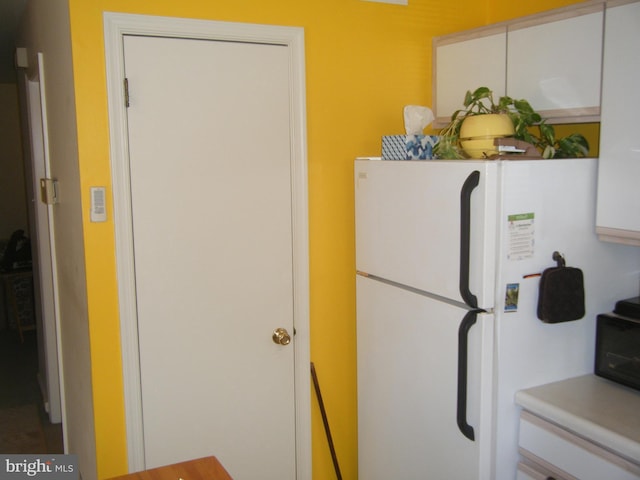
355, 159, 497, 308
357, 275, 494, 480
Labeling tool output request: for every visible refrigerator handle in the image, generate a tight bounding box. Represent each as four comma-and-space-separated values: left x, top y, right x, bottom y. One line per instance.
457, 309, 480, 441
460, 170, 480, 309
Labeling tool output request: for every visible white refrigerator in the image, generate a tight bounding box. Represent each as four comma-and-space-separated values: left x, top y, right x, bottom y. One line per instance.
355, 157, 640, 479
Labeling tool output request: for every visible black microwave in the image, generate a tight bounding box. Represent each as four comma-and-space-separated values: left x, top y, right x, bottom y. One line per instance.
595, 297, 640, 391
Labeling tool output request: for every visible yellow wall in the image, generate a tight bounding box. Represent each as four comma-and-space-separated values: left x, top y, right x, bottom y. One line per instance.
66, 0, 588, 478
487, 0, 586, 22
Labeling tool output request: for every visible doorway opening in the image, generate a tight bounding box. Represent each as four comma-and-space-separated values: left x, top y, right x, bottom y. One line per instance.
1, 53, 64, 454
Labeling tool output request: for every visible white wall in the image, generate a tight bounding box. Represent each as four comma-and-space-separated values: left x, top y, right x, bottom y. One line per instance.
18, 1, 97, 478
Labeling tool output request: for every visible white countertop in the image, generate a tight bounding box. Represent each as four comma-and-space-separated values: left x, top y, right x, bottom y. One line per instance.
515, 374, 640, 464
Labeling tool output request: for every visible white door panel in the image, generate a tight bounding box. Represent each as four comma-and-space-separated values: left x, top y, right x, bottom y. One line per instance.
123, 35, 295, 478
20, 57, 63, 426
356, 275, 493, 479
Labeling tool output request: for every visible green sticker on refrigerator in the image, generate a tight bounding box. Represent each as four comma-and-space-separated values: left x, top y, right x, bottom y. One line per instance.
507, 212, 534, 260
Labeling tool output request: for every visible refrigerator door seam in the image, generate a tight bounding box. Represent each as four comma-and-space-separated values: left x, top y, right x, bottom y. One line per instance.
356, 271, 472, 310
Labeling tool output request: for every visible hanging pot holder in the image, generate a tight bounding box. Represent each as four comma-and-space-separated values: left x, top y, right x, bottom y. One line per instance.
537, 251, 585, 323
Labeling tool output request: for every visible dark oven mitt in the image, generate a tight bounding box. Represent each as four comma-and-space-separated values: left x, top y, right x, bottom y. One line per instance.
537, 252, 585, 323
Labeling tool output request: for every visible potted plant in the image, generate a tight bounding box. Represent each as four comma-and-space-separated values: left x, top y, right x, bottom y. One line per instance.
433, 87, 590, 160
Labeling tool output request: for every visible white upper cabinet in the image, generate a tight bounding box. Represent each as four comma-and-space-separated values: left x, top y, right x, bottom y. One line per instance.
433, 27, 506, 126
596, 0, 640, 246
433, 1, 604, 127
507, 7, 603, 122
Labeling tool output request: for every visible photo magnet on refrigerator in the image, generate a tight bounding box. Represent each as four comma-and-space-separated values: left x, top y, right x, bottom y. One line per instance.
505, 283, 520, 312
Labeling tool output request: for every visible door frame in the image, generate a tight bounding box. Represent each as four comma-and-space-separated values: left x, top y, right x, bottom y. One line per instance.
103, 13, 311, 476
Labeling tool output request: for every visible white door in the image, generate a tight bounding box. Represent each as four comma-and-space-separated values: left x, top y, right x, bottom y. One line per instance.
18, 53, 63, 426
122, 34, 299, 478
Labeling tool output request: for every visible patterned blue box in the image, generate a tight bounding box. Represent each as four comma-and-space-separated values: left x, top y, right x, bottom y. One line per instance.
382, 135, 438, 160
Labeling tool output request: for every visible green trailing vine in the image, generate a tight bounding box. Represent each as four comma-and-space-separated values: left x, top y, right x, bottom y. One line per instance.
433, 87, 589, 160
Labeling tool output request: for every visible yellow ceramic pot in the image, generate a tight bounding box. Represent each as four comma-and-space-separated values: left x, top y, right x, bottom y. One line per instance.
459, 114, 515, 159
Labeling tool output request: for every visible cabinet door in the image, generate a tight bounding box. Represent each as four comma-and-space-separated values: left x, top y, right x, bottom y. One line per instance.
506, 6, 603, 122
433, 27, 506, 127
596, 0, 640, 245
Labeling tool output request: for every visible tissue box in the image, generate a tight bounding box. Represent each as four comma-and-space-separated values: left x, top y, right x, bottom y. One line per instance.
382, 135, 439, 160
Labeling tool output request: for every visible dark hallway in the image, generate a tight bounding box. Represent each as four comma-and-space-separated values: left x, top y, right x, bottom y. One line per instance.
0, 327, 63, 453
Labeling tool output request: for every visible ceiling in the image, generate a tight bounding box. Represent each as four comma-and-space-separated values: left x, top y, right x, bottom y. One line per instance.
0, 0, 27, 83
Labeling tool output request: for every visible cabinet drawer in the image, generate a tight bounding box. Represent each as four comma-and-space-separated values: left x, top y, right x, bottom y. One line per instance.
519, 411, 640, 480
517, 461, 572, 480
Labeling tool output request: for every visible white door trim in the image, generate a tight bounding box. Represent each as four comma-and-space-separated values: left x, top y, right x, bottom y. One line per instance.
103, 13, 310, 476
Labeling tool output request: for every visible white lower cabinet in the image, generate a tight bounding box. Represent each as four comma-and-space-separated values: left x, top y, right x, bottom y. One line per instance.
518, 411, 640, 480
517, 460, 571, 480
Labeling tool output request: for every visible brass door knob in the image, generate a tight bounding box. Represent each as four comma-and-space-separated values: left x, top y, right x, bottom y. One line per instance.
272, 328, 291, 346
